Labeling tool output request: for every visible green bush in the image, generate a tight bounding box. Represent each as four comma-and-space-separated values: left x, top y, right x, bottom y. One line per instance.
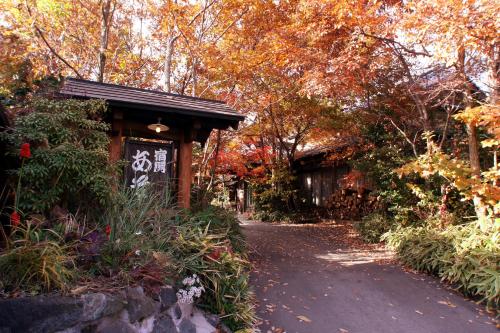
2, 98, 115, 214
355, 212, 394, 243
253, 167, 298, 222
172, 210, 256, 331
100, 186, 256, 330
383, 222, 500, 308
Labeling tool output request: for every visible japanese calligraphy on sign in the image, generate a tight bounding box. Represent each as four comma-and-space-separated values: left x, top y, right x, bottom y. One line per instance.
124, 139, 174, 189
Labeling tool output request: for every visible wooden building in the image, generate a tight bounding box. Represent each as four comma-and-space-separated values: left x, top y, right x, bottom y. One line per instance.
59, 78, 244, 208
235, 179, 254, 213
293, 139, 371, 207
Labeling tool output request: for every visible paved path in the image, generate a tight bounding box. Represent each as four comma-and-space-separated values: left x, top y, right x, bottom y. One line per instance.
241, 218, 498, 333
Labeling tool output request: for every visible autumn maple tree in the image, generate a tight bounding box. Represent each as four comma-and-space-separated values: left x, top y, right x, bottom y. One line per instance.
0, 0, 498, 221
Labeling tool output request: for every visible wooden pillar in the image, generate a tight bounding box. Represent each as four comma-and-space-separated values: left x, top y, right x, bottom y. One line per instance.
178, 129, 193, 209
109, 111, 123, 163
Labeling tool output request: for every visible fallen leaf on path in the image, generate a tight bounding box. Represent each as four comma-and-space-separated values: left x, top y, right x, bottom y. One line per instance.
297, 315, 312, 323
415, 310, 423, 315
438, 300, 457, 308
265, 304, 277, 313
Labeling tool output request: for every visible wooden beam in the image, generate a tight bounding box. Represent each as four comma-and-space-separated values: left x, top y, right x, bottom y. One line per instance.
177, 129, 193, 209
120, 120, 183, 141
109, 111, 123, 163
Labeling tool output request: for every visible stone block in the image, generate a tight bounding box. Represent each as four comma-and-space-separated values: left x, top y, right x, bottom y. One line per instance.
178, 318, 196, 333
205, 314, 219, 328
96, 319, 136, 333
125, 286, 159, 323
81, 293, 126, 322
152, 313, 177, 333
173, 304, 182, 320
159, 286, 177, 310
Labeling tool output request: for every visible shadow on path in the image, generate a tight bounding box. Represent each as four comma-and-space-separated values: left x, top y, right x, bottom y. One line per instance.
241, 218, 498, 333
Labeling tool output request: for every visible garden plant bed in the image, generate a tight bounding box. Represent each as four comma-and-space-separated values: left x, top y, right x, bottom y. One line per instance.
0, 285, 228, 333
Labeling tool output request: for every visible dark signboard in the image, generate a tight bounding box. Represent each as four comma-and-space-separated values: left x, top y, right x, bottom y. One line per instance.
124, 139, 174, 189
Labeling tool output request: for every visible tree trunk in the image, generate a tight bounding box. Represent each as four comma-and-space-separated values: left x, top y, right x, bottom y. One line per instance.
99, 0, 115, 82
466, 123, 481, 176
207, 130, 221, 192
191, 58, 197, 97
457, 46, 487, 221
198, 135, 211, 186
162, 36, 178, 93
488, 43, 499, 106
457, 47, 481, 177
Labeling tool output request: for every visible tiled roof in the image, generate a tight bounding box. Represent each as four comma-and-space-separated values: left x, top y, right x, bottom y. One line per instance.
59, 78, 244, 122
295, 137, 361, 160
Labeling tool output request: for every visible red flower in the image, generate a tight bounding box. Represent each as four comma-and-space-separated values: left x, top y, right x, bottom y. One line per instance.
20, 143, 31, 159
105, 225, 111, 238
10, 211, 20, 227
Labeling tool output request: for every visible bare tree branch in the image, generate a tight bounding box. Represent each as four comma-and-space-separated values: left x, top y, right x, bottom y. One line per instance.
24, 2, 83, 78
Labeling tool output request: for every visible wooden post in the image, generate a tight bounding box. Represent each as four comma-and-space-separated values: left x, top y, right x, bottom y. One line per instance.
178, 129, 193, 209
109, 110, 123, 163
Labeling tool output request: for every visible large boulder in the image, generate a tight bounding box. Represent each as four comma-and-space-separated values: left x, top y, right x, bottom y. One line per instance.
0, 295, 84, 333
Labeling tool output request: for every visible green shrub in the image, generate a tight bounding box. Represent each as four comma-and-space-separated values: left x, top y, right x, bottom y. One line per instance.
2, 98, 115, 215
383, 222, 499, 308
100, 187, 256, 330
172, 210, 256, 331
253, 167, 298, 222
355, 212, 394, 243
0, 223, 76, 292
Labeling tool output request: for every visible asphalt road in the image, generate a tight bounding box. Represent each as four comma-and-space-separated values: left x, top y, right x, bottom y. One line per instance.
241, 219, 498, 333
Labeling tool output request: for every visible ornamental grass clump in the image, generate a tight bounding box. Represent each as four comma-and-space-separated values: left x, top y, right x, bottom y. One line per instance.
99, 185, 178, 269
383, 222, 499, 309
172, 215, 256, 331
0, 222, 76, 293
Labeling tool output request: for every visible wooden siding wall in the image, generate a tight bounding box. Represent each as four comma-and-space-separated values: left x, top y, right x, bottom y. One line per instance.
298, 165, 350, 207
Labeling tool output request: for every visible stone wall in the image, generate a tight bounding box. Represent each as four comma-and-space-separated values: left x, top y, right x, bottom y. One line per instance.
0, 286, 227, 333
